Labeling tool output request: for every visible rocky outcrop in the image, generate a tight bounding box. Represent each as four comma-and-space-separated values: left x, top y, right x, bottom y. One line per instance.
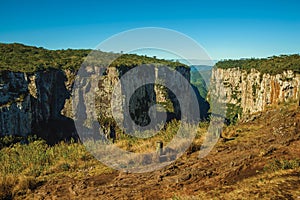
0, 72, 31, 136
76, 65, 193, 138
4, 64, 298, 141
0, 65, 196, 142
0, 70, 77, 144
210, 67, 300, 122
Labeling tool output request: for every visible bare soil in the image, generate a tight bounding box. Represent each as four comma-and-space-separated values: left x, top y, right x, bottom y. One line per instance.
20, 104, 300, 199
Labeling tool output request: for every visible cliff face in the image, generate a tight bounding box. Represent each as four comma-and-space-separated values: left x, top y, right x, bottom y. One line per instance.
0, 65, 193, 142
92, 65, 192, 135
3, 65, 298, 141
0, 72, 31, 136
0, 70, 76, 143
210, 68, 300, 122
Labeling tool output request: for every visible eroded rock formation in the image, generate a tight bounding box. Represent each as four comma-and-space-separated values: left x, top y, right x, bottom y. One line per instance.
0, 65, 197, 142
0, 70, 77, 144
210, 67, 300, 122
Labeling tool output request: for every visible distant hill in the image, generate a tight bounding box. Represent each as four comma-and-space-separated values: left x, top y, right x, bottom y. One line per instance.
190, 65, 213, 72
190, 65, 212, 91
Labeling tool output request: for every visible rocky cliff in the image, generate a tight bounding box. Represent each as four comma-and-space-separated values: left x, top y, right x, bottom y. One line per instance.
2, 61, 299, 141
210, 67, 300, 123
0, 43, 207, 143
0, 70, 77, 144
0, 64, 196, 143
73, 65, 194, 139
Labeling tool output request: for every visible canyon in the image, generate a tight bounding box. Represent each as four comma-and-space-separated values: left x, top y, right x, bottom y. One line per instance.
0, 65, 201, 143
0, 57, 299, 143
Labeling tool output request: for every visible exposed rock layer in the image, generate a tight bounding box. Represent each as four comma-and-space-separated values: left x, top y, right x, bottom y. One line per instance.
210, 68, 300, 121
0, 70, 76, 143
0, 65, 194, 142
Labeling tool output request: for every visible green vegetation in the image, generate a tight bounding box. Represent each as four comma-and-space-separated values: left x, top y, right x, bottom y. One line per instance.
226, 103, 243, 125
252, 83, 257, 97
109, 54, 188, 69
264, 159, 300, 172
190, 70, 208, 99
216, 54, 300, 75
231, 88, 241, 101
0, 136, 110, 199
0, 136, 101, 177
0, 43, 187, 72
0, 135, 25, 149
0, 43, 90, 72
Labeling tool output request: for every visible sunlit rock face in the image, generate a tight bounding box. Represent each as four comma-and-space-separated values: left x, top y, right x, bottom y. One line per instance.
86, 65, 192, 136
210, 67, 300, 121
3, 64, 298, 142
0, 65, 194, 142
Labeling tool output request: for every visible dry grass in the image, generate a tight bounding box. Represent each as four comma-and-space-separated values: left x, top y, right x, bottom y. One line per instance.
0, 175, 38, 199
1, 101, 300, 199
0, 139, 111, 199
0, 120, 205, 198
172, 168, 300, 200
114, 120, 206, 154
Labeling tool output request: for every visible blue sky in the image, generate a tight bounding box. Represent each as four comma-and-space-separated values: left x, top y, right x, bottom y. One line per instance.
1, 0, 300, 60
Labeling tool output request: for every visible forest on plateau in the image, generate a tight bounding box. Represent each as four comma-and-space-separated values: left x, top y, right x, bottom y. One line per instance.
216, 54, 300, 75
0, 43, 186, 72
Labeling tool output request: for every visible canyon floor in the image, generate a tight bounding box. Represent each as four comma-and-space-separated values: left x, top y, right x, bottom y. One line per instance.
2, 102, 300, 200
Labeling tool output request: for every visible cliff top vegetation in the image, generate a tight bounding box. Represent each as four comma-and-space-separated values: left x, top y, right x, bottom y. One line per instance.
216, 54, 300, 75
0, 43, 187, 72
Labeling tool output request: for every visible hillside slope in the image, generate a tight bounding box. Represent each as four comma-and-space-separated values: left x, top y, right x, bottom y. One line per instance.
14, 102, 300, 200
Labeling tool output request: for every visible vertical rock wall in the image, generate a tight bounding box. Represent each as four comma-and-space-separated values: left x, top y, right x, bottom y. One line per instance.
0, 65, 192, 141
0, 70, 76, 143
210, 67, 300, 121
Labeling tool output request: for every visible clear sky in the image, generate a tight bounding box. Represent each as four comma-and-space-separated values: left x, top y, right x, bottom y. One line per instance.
1, 0, 300, 60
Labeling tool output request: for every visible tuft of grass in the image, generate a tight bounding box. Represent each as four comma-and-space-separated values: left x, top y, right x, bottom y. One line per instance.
264, 159, 300, 172
0, 175, 39, 199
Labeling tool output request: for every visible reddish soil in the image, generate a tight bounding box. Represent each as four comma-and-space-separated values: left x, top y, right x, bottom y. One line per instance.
24, 105, 300, 199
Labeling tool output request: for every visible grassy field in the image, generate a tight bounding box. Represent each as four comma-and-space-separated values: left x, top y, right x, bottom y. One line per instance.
0, 138, 110, 199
